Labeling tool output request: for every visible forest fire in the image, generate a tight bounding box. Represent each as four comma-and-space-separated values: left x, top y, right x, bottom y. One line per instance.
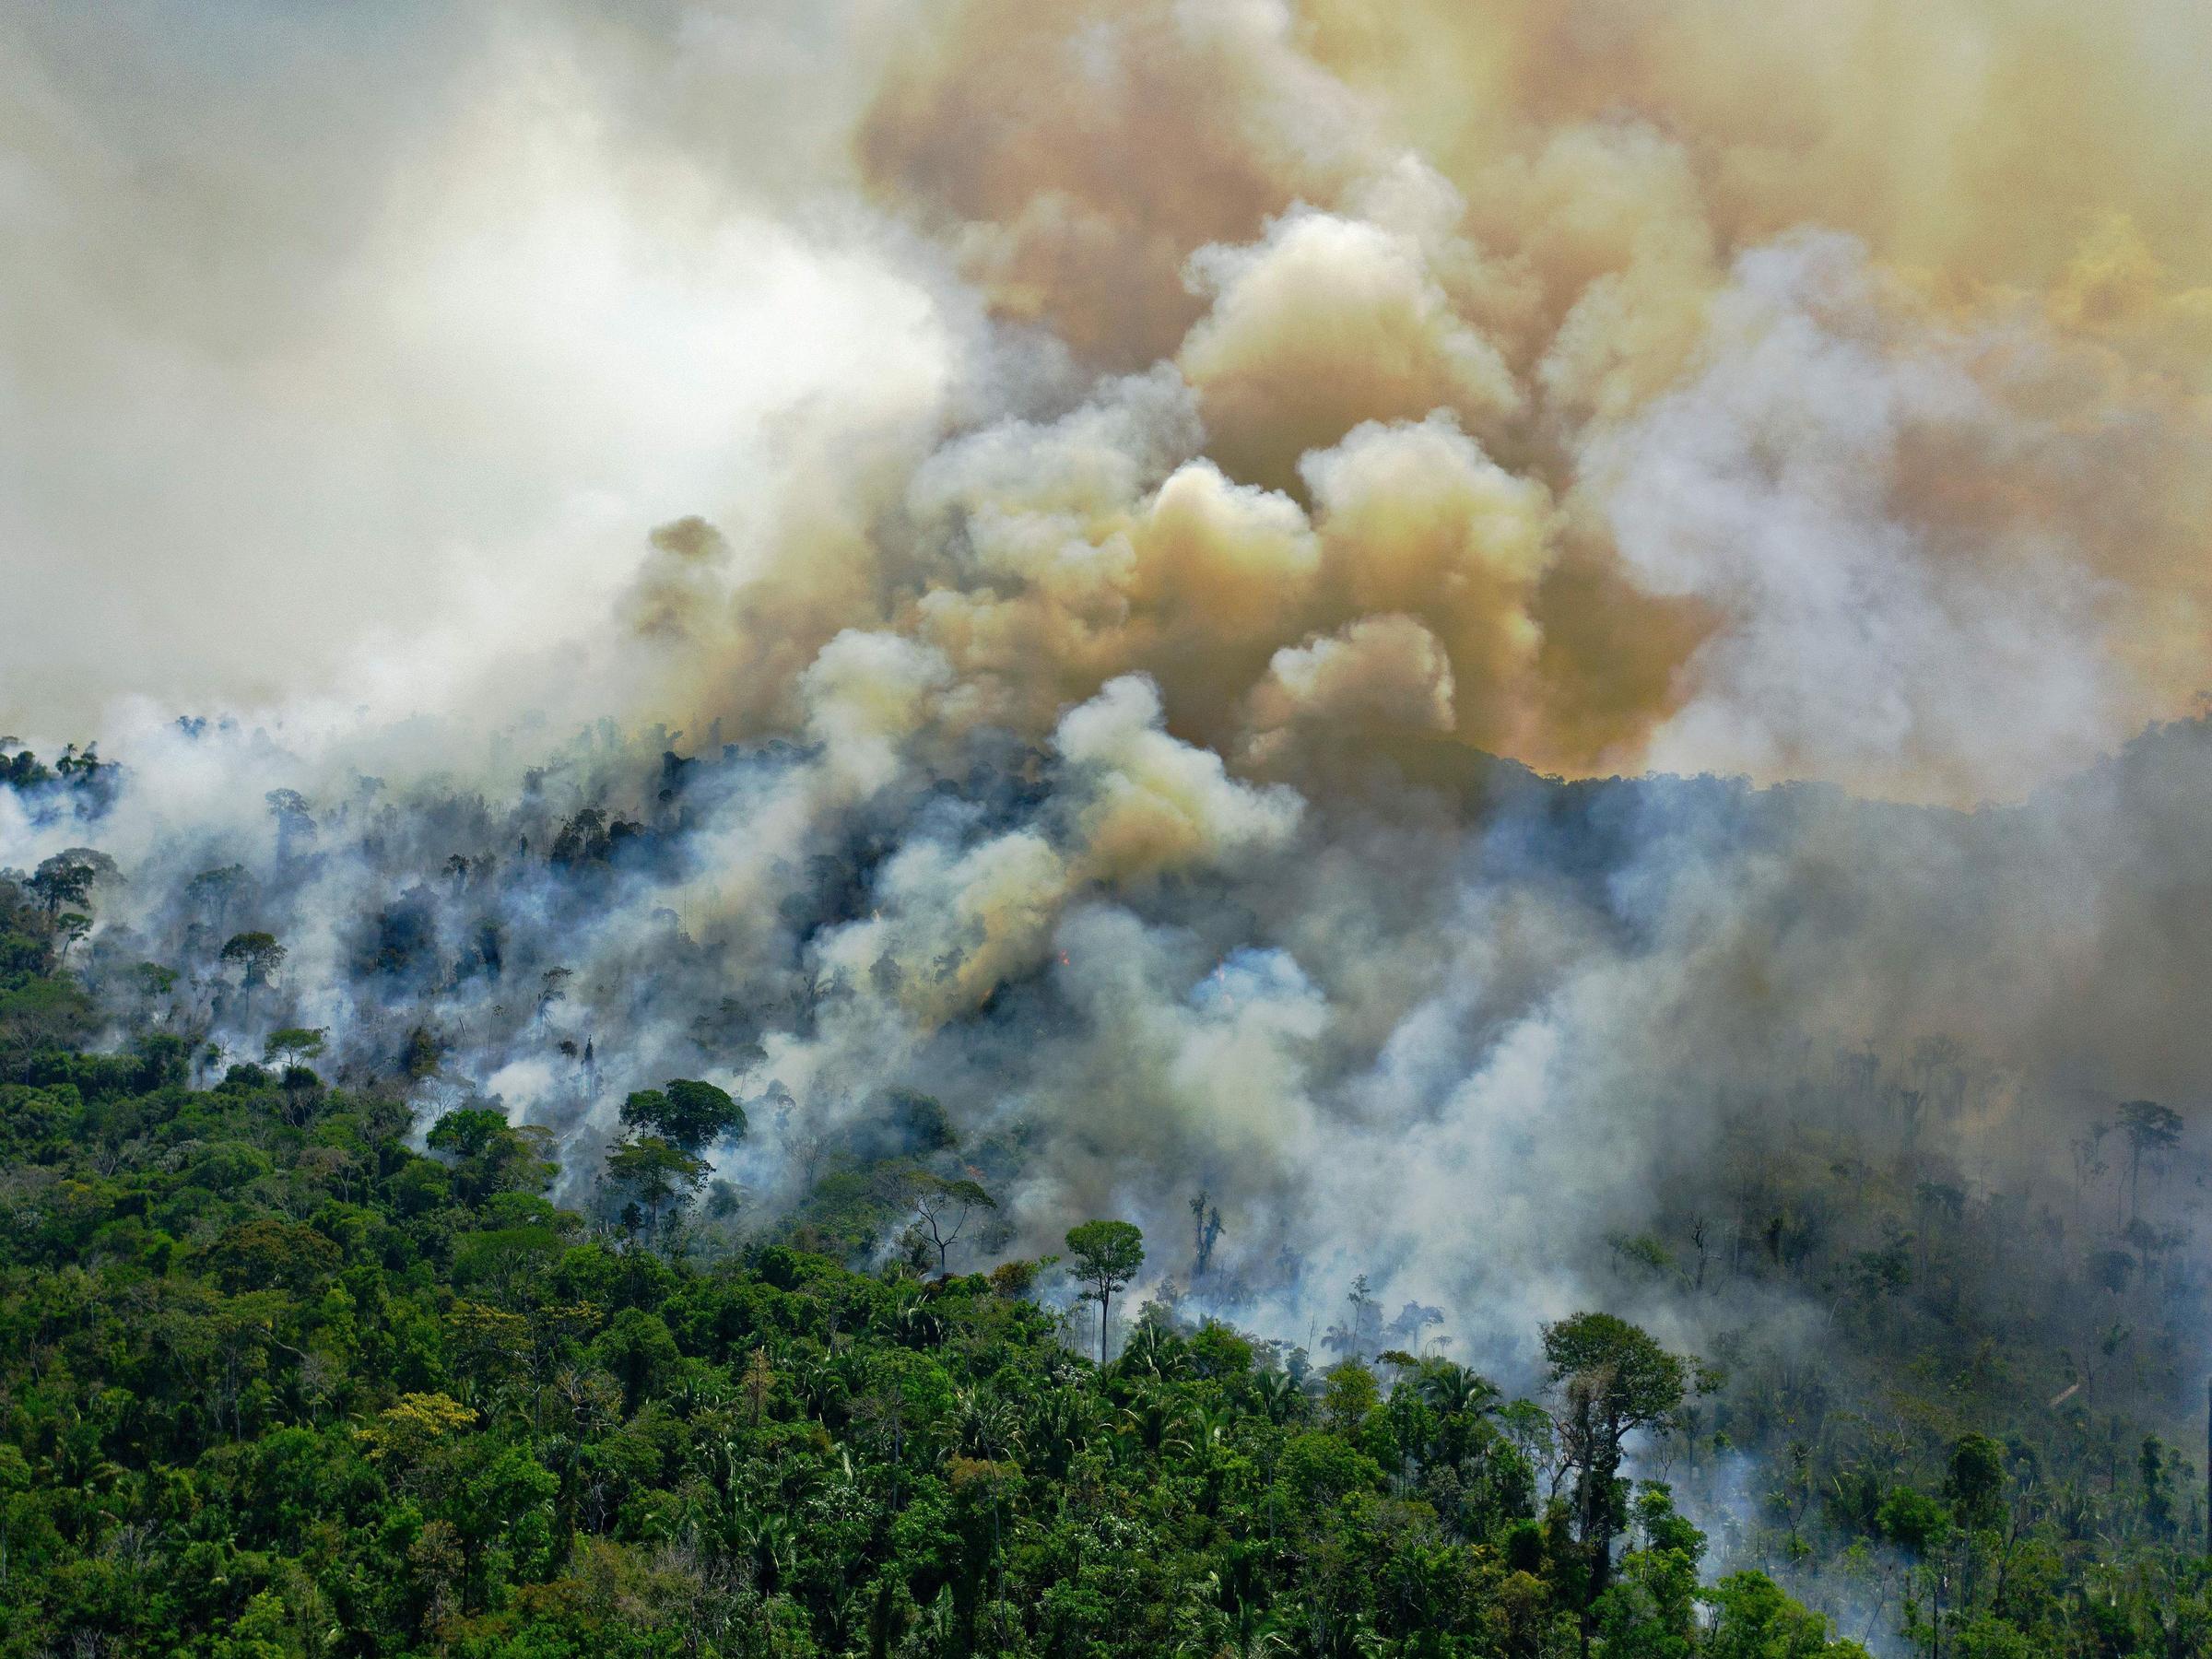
6, 2, 2212, 1653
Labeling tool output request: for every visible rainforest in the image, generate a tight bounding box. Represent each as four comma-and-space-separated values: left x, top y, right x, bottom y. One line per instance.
6, 2, 2212, 1655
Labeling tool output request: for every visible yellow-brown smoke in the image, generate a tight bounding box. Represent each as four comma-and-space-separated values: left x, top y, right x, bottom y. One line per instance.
624, 0, 2212, 807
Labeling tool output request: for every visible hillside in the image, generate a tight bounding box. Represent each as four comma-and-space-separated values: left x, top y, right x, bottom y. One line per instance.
1, 878, 2207, 1656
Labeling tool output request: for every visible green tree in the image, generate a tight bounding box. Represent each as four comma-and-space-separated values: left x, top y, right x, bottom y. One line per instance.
1594, 1486, 1705, 1659
205, 1218, 343, 1293
428, 1107, 558, 1206
2138, 1436, 2175, 1538
0, 745, 53, 790
263, 1027, 325, 1065
1065, 1219, 1144, 1364
1945, 1432, 2007, 1531
1877, 1486, 1955, 1558
1703, 1571, 1869, 1658
619, 1077, 747, 1153
219, 930, 287, 988
1321, 1359, 1379, 1434
28, 853, 99, 918
400, 1023, 443, 1079
606, 1135, 709, 1241
1543, 1312, 1695, 1652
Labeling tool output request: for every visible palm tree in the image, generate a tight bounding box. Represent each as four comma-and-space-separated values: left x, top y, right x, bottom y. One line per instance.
1174, 1589, 1293, 1659
1118, 1387, 1193, 1461
1253, 1370, 1304, 1426
1418, 1361, 1501, 1419
791, 1350, 851, 1422
1120, 1321, 1185, 1380
1020, 1388, 1105, 1477
894, 1290, 945, 1349
671, 1370, 732, 1421
1214, 1614, 1294, 1658
729, 1508, 796, 1592
1188, 1401, 1236, 1463
694, 1432, 747, 1500
955, 1386, 1019, 1461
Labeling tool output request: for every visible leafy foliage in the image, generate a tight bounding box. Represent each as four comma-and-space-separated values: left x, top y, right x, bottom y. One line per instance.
0, 881, 2202, 1655
620, 1077, 748, 1155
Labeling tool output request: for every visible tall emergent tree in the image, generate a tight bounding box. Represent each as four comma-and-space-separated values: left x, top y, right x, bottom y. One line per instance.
29, 853, 97, 919
263, 1027, 325, 1067
1065, 1219, 1145, 1365
1543, 1311, 1700, 1653
619, 1077, 747, 1154
219, 930, 287, 989
2116, 1100, 2183, 1224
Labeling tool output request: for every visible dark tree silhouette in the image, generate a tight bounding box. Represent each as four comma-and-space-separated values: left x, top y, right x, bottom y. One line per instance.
219, 930, 286, 988
2117, 1100, 2183, 1223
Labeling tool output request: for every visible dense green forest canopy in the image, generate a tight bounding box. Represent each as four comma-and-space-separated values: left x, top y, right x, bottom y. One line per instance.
0, 840, 2208, 1656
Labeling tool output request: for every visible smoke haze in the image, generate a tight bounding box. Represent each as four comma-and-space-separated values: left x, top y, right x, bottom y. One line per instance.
6, 0, 2212, 1405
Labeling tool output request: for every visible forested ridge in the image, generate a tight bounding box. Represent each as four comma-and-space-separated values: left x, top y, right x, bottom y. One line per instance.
2, 841, 2210, 1659
17, 0, 2212, 1647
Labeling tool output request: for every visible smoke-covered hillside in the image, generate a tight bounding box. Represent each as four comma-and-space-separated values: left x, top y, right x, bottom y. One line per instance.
7, 710, 2212, 1653
9, 702, 2212, 1395
6, 2, 2212, 1653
